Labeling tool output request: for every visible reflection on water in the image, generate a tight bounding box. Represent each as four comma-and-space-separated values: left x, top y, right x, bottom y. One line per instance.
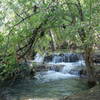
1, 78, 89, 100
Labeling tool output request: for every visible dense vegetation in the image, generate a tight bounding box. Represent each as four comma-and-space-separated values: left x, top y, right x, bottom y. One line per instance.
0, 0, 100, 86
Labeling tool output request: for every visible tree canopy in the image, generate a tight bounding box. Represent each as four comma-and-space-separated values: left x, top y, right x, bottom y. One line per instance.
0, 0, 100, 82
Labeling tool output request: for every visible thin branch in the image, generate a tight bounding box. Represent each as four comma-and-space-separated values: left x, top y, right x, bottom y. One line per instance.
15, 12, 24, 20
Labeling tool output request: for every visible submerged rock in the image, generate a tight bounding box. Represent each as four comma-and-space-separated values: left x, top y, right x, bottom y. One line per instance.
44, 55, 53, 62
93, 54, 100, 63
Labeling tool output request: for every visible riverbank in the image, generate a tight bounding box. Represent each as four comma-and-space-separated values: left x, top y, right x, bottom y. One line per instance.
61, 84, 100, 100
61, 65, 100, 100
61, 64, 100, 100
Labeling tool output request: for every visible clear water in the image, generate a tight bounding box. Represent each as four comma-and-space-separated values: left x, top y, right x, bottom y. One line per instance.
3, 78, 89, 100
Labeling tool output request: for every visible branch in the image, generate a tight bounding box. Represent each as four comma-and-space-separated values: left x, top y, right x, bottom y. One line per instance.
15, 12, 24, 20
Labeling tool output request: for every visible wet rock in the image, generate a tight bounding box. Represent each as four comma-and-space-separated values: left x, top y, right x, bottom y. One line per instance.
44, 55, 53, 62
69, 69, 87, 77
64, 53, 80, 62
93, 54, 100, 63
53, 56, 64, 63
70, 54, 79, 62
35, 64, 49, 72
78, 69, 87, 77
69, 70, 79, 75
62, 85, 100, 100
49, 65, 64, 72
44, 53, 82, 63
59, 53, 65, 56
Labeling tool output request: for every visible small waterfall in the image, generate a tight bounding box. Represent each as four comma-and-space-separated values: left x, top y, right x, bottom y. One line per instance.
35, 70, 77, 83
61, 63, 74, 73
44, 53, 82, 63
34, 53, 85, 82
61, 60, 85, 74
52, 55, 63, 63
33, 53, 44, 63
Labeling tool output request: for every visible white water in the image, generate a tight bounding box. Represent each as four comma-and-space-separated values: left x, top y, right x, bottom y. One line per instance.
33, 53, 44, 63
34, 53, 85, 83
35, 70, 77, 83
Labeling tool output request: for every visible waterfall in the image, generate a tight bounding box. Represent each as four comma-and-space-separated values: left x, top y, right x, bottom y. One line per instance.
34, 53, 85, 83
44, 53, 83, 63
61, 63, 75, 73
33, 53, 44, 63
35, 70, 77, 83
52, 55, 63, 63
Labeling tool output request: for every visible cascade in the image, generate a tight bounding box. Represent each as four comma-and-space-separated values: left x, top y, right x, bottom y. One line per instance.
34, 53, 85, 82
33, 53, 44, 63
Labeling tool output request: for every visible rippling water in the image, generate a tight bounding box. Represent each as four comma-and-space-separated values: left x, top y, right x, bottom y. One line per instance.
0, 78, 89, 100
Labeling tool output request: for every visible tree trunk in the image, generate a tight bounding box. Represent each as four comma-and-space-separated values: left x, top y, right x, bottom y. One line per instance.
76, 0, 96, 86
49, 30, 57, 51
84, 47, 96, 87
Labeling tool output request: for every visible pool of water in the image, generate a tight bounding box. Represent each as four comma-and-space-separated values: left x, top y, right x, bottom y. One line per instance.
0, 53, 88, 100
1, 78, 89, 100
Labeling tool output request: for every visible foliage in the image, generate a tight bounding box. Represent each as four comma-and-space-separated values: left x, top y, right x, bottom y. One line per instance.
0, 0, 100, 81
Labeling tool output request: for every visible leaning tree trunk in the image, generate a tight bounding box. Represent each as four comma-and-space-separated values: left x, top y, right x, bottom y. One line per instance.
84, 47, 96, 87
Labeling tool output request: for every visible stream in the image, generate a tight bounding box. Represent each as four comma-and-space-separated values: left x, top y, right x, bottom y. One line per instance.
0, 53, 89, 100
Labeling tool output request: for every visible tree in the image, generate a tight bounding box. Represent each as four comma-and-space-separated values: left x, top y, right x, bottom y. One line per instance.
0, 0, 100, 85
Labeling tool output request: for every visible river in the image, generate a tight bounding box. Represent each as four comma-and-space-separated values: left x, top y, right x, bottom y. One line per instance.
0, 53, 89, 100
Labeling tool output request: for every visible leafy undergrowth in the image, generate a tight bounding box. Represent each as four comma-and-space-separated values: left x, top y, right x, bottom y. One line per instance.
0, 63, 35, 85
